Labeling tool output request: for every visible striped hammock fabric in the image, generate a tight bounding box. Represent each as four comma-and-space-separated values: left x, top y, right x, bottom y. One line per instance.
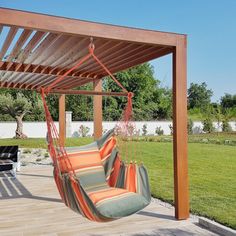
54, 129, 151, 222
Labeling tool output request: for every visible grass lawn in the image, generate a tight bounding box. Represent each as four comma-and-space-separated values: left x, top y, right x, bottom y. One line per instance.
0, 136, 235, 229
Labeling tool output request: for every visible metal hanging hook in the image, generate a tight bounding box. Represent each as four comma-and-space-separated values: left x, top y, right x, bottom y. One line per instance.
89, 37, 95, 52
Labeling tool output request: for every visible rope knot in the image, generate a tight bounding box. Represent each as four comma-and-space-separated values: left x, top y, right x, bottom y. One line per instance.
127, 92, 134, 98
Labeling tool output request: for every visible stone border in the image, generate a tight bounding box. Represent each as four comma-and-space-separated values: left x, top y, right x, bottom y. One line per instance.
152, 198, 236, 235
199, 217, 236, 236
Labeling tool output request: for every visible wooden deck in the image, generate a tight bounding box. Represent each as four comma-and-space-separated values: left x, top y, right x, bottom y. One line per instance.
0, 166, 216, 236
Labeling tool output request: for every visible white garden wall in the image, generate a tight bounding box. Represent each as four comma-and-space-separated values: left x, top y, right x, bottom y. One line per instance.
0, 120, 235, 138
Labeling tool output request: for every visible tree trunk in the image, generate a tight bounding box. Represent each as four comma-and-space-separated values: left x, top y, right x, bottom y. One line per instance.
15, 115, 27, 139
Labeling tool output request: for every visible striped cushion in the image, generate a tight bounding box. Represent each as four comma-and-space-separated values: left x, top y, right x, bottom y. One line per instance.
88, 187, 148, 218
100, 136, 117, 163
64, 146, 108, 191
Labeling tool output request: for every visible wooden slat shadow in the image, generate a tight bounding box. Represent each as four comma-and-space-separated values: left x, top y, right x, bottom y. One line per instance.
137, 211, 175, 221
0, 174, 61, 203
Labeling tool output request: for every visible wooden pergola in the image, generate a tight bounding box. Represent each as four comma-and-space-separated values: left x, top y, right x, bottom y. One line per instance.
0, 8, 189, 220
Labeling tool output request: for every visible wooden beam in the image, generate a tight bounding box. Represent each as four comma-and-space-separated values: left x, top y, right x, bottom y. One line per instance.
59, 94, 66, 146
93, 80, 103, 140
50, 89, 128, 97
172, 36, 189, 220
0, 8, 185, 47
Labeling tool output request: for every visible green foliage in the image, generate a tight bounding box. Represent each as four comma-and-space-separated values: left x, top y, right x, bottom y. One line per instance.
78, 125, 90, 137
221, 93, 236, 110
0, 93, 32, 118
0, 70, 234, 123
222, 119, 232, 132
142, 124, 148, 136
188, 82, 213, 110
187, 119, 193, 134
155, 126, 164, 135
0, 92, 44, 138
0, 89, 44, 121
44, 152, 49, 158
202, 117, 215, 133
103, 63, 172, 121
169, 124, 173, 135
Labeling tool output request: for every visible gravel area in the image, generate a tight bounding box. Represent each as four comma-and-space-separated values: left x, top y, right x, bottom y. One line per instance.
20, 148, 52, 166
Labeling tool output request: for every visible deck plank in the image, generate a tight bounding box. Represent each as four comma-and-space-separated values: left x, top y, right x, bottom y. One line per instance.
0, 166, 216, 236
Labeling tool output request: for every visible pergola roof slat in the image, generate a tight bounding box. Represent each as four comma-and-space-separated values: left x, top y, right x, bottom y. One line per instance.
77, 42, 141, 74
0, 25, 3, 35
48, 37, 89, 70
16, 31, 47, 64
6, 29, 33, 61
0, 26, 18, 60
0, 8, 181, 92
45, 37, 92, 71
94, 45, 165, 75
25, 33, 60, 64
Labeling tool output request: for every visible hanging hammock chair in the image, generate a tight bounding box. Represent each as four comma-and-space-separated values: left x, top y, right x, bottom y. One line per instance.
40, 40, 151, 222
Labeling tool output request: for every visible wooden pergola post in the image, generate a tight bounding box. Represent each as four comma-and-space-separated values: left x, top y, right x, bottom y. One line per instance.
59, 94, 66, 146
93, 80, 103, 140
172, 36, 189, 220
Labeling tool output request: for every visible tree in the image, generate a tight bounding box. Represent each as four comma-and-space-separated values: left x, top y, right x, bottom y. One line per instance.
0, 93, 43, 138
202, 117, 215, 133
213, 103, 223, 134
220, 93, 236, 119
103, 63, 172, 121
142, 124, 148, 136
188, 82, 213, 110
0, 89, 45, 121
220, 93, 236, 109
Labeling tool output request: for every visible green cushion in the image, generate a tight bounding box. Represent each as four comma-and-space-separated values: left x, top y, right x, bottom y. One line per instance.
96, 192, 149, 218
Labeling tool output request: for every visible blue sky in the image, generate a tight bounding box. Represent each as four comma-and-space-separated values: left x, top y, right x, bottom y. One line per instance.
0, 0, 235, 101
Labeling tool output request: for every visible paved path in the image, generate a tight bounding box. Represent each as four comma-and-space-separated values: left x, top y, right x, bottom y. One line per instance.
0, 166, 218, 236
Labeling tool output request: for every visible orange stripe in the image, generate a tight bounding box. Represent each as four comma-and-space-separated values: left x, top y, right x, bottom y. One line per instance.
59, 152, 102, 172
67, 152, 101, 165
89, 188, 128, 205
88, 187, 112, 196
100, 137, 116, 159
70, 176, 100, 222
125, 163, 136, 193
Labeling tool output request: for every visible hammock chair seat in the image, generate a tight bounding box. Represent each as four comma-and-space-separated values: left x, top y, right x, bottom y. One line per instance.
54, 129, 151, 222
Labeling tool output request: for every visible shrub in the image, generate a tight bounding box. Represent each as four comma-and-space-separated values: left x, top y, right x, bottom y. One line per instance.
142, 124, 148, 136
187, 119, 193, 134
222, 119, 232, 132
127, 123, 136, 136
155, 126, 164, 135
202, 118, 215, 133
44, 152, 49, 158
169, 124, 173, 135
148, 137, 155, 142
23, 148, 31, 154
79, 125, 90, 137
